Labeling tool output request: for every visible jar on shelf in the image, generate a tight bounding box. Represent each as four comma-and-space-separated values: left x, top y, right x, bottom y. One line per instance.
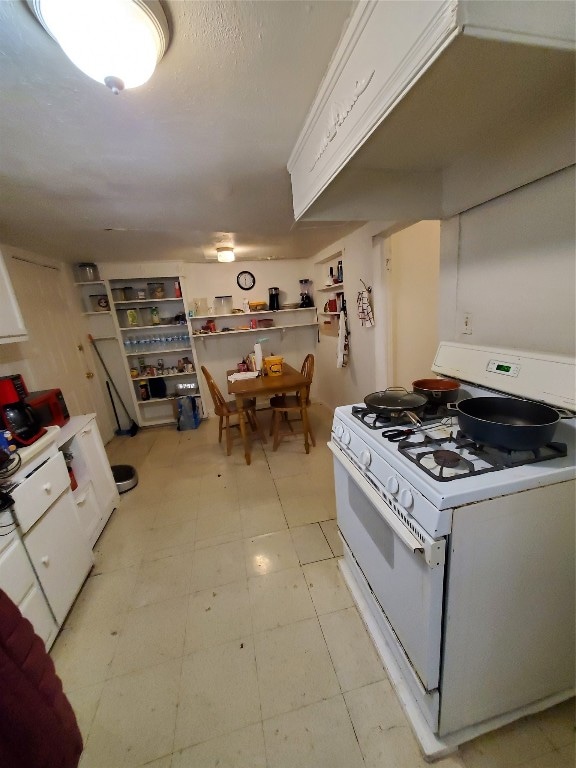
148, 282, 165, 299
150, 307, 161, 325
74, 262, 100, 282
214, 296, 233, 315
125, 308, 140, 327
89, 294, 110, 312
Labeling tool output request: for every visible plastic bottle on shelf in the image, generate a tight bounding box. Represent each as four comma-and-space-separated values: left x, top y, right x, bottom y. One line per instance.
336, 260, 343, 283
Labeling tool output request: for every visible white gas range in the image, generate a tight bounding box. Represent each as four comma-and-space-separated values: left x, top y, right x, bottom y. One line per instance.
329, 343, 576, 760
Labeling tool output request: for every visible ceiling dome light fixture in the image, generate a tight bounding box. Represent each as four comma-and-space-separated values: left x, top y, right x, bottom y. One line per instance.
28, 0, 169, 94
216, 247, 235, 263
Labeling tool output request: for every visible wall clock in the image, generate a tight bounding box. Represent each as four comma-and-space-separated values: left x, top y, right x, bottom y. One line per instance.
237, 270, 256, 290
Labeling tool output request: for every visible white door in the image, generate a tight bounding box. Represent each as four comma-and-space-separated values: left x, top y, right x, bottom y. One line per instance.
334, 458, 445, 691
76, 417, 118, 521
24, 489, 93, 625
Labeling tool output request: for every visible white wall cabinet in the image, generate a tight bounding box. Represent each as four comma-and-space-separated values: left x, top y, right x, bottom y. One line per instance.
58, 415, 119, 547
0, 508, 58, 648
288, 0, 575, 223
0, 249, 28, 344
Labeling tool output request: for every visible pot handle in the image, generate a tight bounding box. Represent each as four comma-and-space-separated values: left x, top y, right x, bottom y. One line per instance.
556, 407, 575, 419
385, 387, 409, 394
404, 411, 423, 427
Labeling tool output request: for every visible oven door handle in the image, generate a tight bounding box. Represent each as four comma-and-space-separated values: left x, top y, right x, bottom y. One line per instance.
328, 441, 426, 559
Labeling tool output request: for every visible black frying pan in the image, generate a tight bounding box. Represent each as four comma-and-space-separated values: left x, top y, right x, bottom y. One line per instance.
455, 397, 561, 451
364, 387, 428, 421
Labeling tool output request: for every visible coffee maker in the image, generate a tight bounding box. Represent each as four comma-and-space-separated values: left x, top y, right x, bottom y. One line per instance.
268, 287, 280, 311
299, 279, 314, 308
0, 374, 45, 446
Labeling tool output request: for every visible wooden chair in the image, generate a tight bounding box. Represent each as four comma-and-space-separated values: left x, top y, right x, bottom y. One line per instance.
201, 366, 265, 455
269, 354, 316, 451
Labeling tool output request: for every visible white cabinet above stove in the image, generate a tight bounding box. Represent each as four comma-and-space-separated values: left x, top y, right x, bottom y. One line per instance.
288, 0, 575, 223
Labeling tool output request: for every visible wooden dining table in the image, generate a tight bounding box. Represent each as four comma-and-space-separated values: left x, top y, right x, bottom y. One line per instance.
227, 363, 311, 465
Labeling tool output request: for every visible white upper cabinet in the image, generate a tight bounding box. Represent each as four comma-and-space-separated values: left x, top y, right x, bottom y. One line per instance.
288, 0, 575, 223
0, 249, 27, 343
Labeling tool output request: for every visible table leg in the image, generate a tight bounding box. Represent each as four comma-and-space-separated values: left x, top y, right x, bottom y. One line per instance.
236, 395, 251, 465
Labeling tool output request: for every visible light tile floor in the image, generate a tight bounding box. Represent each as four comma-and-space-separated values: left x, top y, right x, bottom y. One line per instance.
50, 404, 575, 768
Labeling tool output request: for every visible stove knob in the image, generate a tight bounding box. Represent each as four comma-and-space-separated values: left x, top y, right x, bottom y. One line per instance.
342, 430, 351, 446
399, 488, 414, 509
359, 450, 371, 468
334, 424, 343, 439
386, 476, 399, 495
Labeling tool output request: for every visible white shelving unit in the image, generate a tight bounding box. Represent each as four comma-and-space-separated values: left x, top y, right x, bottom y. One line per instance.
108, 276, 205, 427
315, 251, 346, 336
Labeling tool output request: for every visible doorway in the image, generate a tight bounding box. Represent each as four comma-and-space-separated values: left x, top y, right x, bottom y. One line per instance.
379, 221, 441, 388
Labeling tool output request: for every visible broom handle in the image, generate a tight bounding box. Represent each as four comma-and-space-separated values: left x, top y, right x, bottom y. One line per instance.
88, 334, 132, 420
106, 380, 122, 432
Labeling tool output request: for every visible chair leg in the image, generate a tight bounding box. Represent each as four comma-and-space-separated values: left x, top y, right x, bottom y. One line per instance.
301, 406, 310, 454
225, 416, 233, 456
307, 421, 316, 447
218, 415, 224, 444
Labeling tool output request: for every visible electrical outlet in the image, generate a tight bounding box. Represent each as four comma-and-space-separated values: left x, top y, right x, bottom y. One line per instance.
462, 312, 473, 335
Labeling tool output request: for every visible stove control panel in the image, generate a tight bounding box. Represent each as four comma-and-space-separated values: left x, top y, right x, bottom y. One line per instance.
486, 359, 520, 377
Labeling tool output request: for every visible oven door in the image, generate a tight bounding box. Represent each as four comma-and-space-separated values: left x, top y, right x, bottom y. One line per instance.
330, 443, 446, 692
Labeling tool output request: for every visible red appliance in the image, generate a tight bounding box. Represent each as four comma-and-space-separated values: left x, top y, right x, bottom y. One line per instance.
0, 374, 45, 446
25, 389, 70, 428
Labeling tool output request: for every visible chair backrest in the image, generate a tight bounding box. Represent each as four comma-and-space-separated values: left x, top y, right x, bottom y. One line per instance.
201, 366, 230, 416
300, 354, 314, 405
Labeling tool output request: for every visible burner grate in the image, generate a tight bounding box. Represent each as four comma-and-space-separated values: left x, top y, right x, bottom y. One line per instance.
399, 434, 567, 482
351, 403, 448, 430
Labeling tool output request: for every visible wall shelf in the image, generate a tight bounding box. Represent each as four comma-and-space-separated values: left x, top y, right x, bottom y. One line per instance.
316, 283, 345, 293
192, 321, 318, 339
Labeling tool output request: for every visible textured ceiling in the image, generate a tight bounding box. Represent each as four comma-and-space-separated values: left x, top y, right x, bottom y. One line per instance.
0, 0, 359, 263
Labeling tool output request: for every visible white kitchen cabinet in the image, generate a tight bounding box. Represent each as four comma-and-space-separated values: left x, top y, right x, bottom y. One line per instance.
0, 248, 28, 343
288, 0, 575, 223
58, 414, 119, 548
0, 507, 58, 648
9, 436, 94, 628
23, 486, 93, 625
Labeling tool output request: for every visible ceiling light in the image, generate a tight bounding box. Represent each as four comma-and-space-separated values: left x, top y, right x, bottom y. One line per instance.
216, 247, 235, 263
28, 0, 169, 94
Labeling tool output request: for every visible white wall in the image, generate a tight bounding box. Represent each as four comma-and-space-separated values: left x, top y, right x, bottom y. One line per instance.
308, 222, 393, 409
101, 257, 318, 411
0, 245, 116, 442
388, 220, 440, 389
439, 166, 576, 355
